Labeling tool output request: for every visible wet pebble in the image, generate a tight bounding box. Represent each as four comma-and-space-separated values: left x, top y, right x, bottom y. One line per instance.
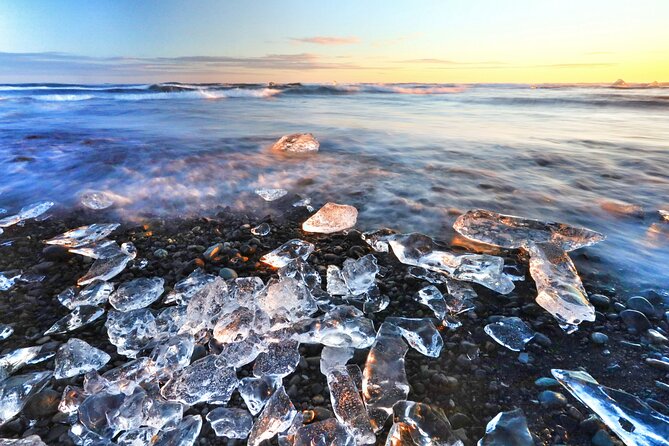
153, 248, 168, 259
535, 377, 559, 387
590, 332, 609, 345
646, 358, 669, 372
538, 390, 568, 408
591, 429, 614, 446
620, 309, 651, 332
42, 245, 71, 262
23, 389, 61, 418
218, 268, 238, 279
589, 294, 611, 309
626, 296, 656, 318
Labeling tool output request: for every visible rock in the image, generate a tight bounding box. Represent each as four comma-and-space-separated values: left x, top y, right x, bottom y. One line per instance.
538, 390, 567, 408
591, 429, 614, 446
590, 332, 609, 345
626, 296, 656, 318
154, 248, 168, 259
535, 377, 559, 387
42, 245, 72, 262
219, 268, 238, 280
23, 389, 61, 418
450, 412, 471, 429
620, 309, 652, 332
646, 358, 669, 372
579, 415, 602, 435
271, 133, 319, 153
203, 243, 224, 262
532, 332, 553, 347
589, 294, 611, 310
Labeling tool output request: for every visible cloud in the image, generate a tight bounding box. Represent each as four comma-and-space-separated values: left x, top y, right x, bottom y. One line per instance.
534, 62, 618, 68
290, 36, 360, 45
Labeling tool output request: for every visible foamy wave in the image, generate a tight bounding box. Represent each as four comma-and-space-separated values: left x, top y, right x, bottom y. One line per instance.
34, 94, 95, 101
361, 84, 466, 95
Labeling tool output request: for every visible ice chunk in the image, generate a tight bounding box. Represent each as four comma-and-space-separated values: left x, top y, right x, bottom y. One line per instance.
152, 414, 202, 446
251, 222, 271, 236
253, 339, 300, 378
271, 133, 319, 153
148, 335, 195, 378
292, 305, 376, 349
44, 305, 104, 335
239, 375, 281, 415
78, 242, 137, 286
69, 421, 112, 445
342, 254, 378, 295
363, 323, 410, 432
80, 191, 114, 210
454, 209, 605, 252
0, 201, 54, 229
478, 408, 533, 446
0, 324, 13, 341
327, 367, 376, 444
415, 285, 447, 319
0, 371, 52, 426
444, 278, 477, 314
106, 309, 158, 357
255, 188, 288, 201
278, 258, 321, 291
0, 347, 44, 381
116, 427, 158, 446
361, 228, 397, 253
385, 317, 443, 357
326, 265, 349, 296
68, 240, 121, 259
207, 407, 253, 438
389, 233, 514, 294
106, 387, 149, 432
294, 418, 356, 446
54, 338, 110, 379
58, 385, 86, 415
302, 202, 358, 234
179, 277, 230, 334
45, 223, 120, 248
527, 242, 595, 332
109, 277, 164, 312
293, 197, 315, 212
392, 400, 463, 446
256, 277, 318, 324
215, 333, 268, 368
260, 239, 315, 268
484, 317, 535, 352
161, 355, 238, 405
0, 436, 48, 445
143, 397, 183, 430
0, 271, 21, 291
163, 268, 216, 305
213, 305, 257, 344
58, 281, 114, 309
320, 346, 354, 376
248, 387, 297, 446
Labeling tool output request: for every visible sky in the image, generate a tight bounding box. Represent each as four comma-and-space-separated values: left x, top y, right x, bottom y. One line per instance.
0, 0, 668, 84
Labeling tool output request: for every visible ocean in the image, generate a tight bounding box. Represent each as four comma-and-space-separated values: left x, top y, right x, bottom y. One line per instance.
1, 82, 668, 290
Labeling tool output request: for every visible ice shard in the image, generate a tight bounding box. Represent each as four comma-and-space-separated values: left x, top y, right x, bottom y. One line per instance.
253, 339, 301, 378
0, 347, 43, 381
68, 240, 121, 259
54, 338, 111, 379
363, 323, 410, 432
148, 335, 195, 378
207, 407, 253, 438
116, 427, 158, 446
392, 400, 464, 446
444, 278, 477, 315
255, 188, 288, 201
527, 242, 595, 332
271, 133, 320, 153
78, 242, 137, 286
342, 254, 378, 295
327, 367, 376, 444
0, 201, 54, 229
58, 281, 114, 309
293, 197, 315, 212
45, 223, 120, 248
0, 435, 48, 445
44, 305, 105, 335
58, 385, 86, 416
0, 324, 13, 341
415, 286, 447, 319
106, 387, 149, 432
552, 369, 669, 446
161, 355, 238, 405
106, 308, 158, 357
163, 267, 216, 305
302, 202, 358, 234
0, 271, 21, 291
484, 317, 535, 352
320, 346, 354, 376
385, 317, 443, 357
256, 277, 318, 324
453, 209, 605, 252
109, 277, 164, 312
260, 239, 315, 268
327, 265, 349, 296
80, 191, 114, 210
478, 408, 533, 446
248, 387, 297, 446
151, 414, 202, 446
361, 228, 398, 253
251, 222, 271, 236
294, 418, 356, 446
0, 371, 52, 426
179, 277, 230, 334
239, 375, 281, 415
215, 333, 268, 368
292, 305, 376, 349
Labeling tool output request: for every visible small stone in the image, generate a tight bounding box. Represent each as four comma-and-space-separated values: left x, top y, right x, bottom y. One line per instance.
42, 245, 72, 262
204, 243, 224, 261
646, 358, 669, 372
626, 296, 656, 318
591, 429, 614, 446
620, 309, 651, 332
219, 268, 238, 280
589, 294, 611, 310
590, 332, 609, 345
23, 389, 60, 418
538, 390, 567, 408
535, 377, 559, 387
154, 248, 168, 259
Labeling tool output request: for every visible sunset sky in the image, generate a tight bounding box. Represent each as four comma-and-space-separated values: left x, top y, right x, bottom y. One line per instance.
1, 0, 668, 84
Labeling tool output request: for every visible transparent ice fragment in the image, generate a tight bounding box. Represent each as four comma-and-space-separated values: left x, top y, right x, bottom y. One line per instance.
362, 228, 398, 253
293, 197, 315, 212
151, 414, 202, 446
143, 397, 183, 430
78, 242, 137, 286
54, 338, 110, 379
0, 347, 44, 381
0, 435, 48, 445
260, 239, 315, 268
294, 418, 356, 446
0, 201, 54, 229
207, 407, 253, 438
163, 268, 216, 305
363, 323, 410, 432
302, 202, 358, 234
255, 188, 288, 201
69, 240, 121, 259
385, 317, 443, 357
392, 400, 464, 446
239, 375, 282, 415
477, 408, 533, 446
179, 277, 230, 334
327, 367, 376, 444
248, 387, 297, 446
527, 242, 595, 332
0, 371, 52, 427
45, 223, 120, 248
278, 258, 322, 291
148, 335, 194, 378
80, 191, 114, 210
342, 254, 378, 295
326, 265, 349, 296
109, 277, 164, 312
292, 305, 376, 349
253, 339, 300, 378
0, 324, 13, 341
0, 271, 21, 291
271, 133, 319, 153
58, 281, 114, 309
484, 317, 535, 352
215, 333, 267, 368
106, 388, 149, 432
454, 209, 605, 252
161, 355, 238, 405
58, 385, 86, 415
256, 277, 318, 324
213, 305, 256, 344
116, 427, 158, 446
106, 309, 158, 358
320, 346, 354, 376
251, 222, 271, 236
69, 421, 112, 445
230, 276, 266, 306
415, 286, 447, 319
444, 278, 477, 314
44, 305, 104, 335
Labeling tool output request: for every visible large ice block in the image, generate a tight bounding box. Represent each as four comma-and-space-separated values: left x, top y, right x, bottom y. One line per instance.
260, 239, 315, 268
271, 133, 319, 153
248, 387, 297, 446
109, 277, 164, 312
302, 202, 358, 234
45, 223, 120, 248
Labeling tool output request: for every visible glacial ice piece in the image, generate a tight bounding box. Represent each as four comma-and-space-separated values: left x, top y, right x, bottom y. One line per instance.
327, 368, 376, 444
148, 335, 194, 378
361, 228, 398, 253
116, 427, 158, 446
484, 317, 535, 352
271, 133, 320, 153
660, 210, 669, 222
320, 347, 354, 376
179, 277, 230, 334
230, 276, 266, 305
478, 408, 533, 446
256, 277, 318, 324
109, 277, 164, 312
58, 281, 114, 309
0, 347, 44, 381
45, 223, 120, 248
294, 418, 356, 446
389, 233, 514, 294
453, 209, 605, 252
143, 397, 183, 430
415, 286, 448, 319
251, 222, 271, 236
292, 305, 376, 349
0, 271, 21, 291
101, 358, 153, 394
213, 306, 259, 344
69, 421, 113, 445
106, 388, 149, 432
152, 415, 202, 446
302, 202, 358, 234
78, 242, 137, 286
239, 375, 282, 415
44, 305, 105, 335
392, 400, 464, 446
552, 369, 669, 446
363, 323, 410, 432
164, 268, 216, 305
80, 191, 114, 210
0, 371, 52, 426
444, 278, 477, 314
0, 324, 13, 341
0, 436, 48, 445
279, 258, 321, 290
215, 333, 268, 368
106, 309, 158, 357
385, 317, 443, 357
0, 201, 54, 229
68, 240, 121, 259
248, 387, 298, 446
260, 239, 315, 268
253, 339, 301, 378
293, 197, 315, 212
54, 338, 110, 379
255, 188, 288, 201
207, 407, 253, 438
58, 385, 86, 415
327, 265, 349, 296
527, 242, 595, 332
342, 254, 378, 295
161, 355, 238, 405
